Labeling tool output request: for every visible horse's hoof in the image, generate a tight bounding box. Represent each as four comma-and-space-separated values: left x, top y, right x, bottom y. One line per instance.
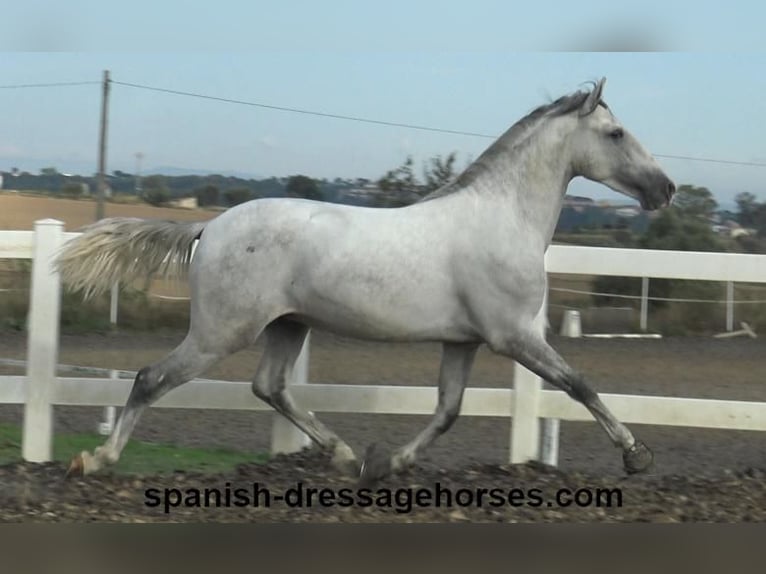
333, 456, 361, 478
65, 453, 85, 478
623, 440, 653, 474
358, 443, 392, 487
329, 443, 360, 477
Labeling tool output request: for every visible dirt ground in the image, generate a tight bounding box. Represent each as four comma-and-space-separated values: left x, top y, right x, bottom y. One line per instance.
0, 192, 216, 232
0, 330, 765, 522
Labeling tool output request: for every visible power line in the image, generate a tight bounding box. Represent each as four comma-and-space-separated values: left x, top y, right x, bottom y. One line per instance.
111, 80, 496, 139
651, 154, 766, 168
4, 76, 766, 169
113, 80, 766, 169
0, 81, 100, 89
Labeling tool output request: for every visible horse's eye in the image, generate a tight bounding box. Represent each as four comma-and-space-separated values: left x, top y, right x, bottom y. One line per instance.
610, 128, 624, 140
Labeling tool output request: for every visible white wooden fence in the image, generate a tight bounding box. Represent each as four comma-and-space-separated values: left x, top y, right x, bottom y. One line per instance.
2, 219, 766, 465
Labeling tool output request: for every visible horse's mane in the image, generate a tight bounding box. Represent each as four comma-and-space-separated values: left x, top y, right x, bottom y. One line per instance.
420, 83, 608, 202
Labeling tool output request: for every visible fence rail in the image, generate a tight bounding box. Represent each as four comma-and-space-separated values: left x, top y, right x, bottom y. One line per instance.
2, 220, 766, 466
4, 376, 766, 429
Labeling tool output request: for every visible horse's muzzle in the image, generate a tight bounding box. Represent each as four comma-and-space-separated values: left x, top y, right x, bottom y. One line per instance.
664, 179, 677, 206
641, 176, 676, 210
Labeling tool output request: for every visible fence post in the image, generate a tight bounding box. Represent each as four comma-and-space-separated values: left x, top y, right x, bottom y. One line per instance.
22, 219, 64, 462
640, 276, 649, 332
511, 363, 541, 463
511, 287, 546, 464
538, 288, 559, 466
726, 281, 734, 332
540, 418, 560, 466
270, 333, 312, 454
98, 370, 118, 435
110, 282, 119, 327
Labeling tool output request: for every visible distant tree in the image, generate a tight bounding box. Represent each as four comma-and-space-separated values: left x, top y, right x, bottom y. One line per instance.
379, 152, 459, 198
640, 208, 724, 253
640, 206, 728, 321
670, 185, 717, 221
60, 183, 84, 198
40, 167, 58, 176
251, 176, 286, 197
285, 175, 321, 201
195, 184, 221, 207
615, 217, 630, 230
735, 192, 758, 226
736, 234, 766, 254
423, 152, 457, 193
223, 187, 252, 207
143, 188, 170, 206
378, 156, 416, 194
614, 228, 634, 246
734, 191, 766, 237
593, 200, 726, 311
142, 175, 170, 206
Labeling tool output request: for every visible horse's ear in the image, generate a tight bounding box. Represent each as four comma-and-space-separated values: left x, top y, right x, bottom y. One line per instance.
580, 77, 606, 116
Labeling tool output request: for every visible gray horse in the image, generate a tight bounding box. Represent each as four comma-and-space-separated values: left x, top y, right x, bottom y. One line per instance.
58, 78, 674, 481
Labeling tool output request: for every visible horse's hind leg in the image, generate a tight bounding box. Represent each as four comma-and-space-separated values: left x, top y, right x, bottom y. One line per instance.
360, 342, 479, 485
251, 319, 359, 475
67, 333, 227, 476
491, 330, 652, 474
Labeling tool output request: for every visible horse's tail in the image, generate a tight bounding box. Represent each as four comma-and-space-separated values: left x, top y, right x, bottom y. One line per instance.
55, 217, 210, 299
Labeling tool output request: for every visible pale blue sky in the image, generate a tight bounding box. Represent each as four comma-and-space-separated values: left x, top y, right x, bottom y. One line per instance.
3, 1, 764, 52
2, 4, 766, 206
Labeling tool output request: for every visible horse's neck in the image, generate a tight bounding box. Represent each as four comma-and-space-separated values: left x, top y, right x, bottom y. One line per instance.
468, 125, 574, 247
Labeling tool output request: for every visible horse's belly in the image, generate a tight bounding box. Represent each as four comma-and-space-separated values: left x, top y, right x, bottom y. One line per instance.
290, 288, 475, 343
291, 312, 475, 343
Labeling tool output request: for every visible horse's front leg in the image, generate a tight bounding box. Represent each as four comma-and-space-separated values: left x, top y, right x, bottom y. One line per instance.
360, 342, 478, 485
488, 327, 653, 474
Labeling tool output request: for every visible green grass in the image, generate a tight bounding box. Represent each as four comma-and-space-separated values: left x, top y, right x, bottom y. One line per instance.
0, 423, 268, 475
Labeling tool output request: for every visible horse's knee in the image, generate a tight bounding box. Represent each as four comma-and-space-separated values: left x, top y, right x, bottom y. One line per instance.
128, 366, 157, 404
444, 403, 460, 421
565, 373, 598, 405
251, 375, 272, 402
434, 403, 461, 434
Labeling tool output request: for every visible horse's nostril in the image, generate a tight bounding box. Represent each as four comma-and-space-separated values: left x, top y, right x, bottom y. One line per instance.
667, 181, 676, 198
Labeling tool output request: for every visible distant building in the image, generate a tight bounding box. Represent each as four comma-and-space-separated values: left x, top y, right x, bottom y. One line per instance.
563, 195, 595, 213
713, 219, 756, 238
614, 206, 641, 218
564, 195, 595, 206
169, 196, 198, 209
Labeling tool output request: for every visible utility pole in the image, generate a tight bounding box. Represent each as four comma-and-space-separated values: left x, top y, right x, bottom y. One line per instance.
96, 70, 110, 221
135, 152, 144, 196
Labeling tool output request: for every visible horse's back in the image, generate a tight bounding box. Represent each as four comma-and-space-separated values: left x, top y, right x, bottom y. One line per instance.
191, 196, 475, 341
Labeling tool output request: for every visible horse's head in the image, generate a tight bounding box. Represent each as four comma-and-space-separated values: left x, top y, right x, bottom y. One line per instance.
569, 77, 675, 210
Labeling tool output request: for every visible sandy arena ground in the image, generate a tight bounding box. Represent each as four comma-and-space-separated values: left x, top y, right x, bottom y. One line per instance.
0, 330, 764, 522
